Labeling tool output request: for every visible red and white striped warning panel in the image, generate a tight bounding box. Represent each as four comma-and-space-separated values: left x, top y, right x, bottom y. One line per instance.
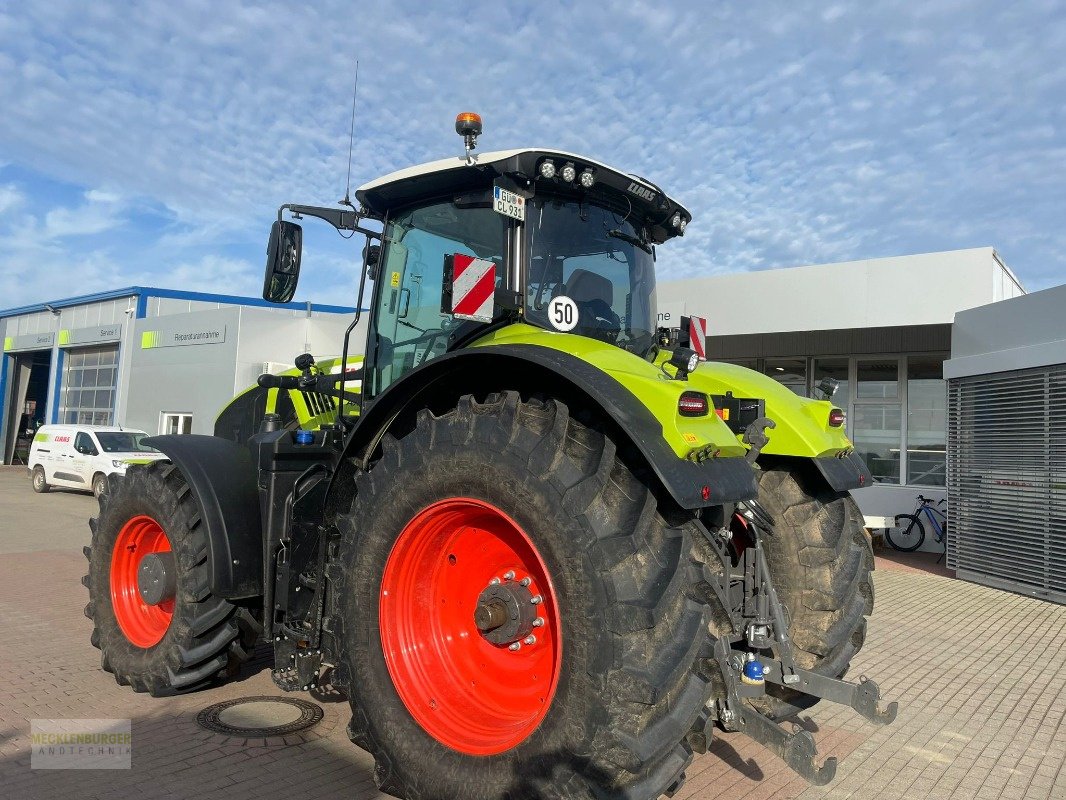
450, 254, 496, 322
689, 315, 708, 360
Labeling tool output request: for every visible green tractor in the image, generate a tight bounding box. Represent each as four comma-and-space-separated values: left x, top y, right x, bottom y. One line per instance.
83, 114, 894, 799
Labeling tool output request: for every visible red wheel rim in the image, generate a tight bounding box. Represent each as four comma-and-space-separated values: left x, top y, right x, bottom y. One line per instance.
380, 498, 562, 755
110, 515, 174, 648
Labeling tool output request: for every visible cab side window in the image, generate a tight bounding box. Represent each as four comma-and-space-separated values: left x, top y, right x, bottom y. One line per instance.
75, 432, 98, 456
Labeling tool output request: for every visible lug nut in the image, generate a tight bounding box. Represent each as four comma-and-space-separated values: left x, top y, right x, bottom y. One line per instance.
531, 594, 542, 605
489, 577, 501, 586
508, 642, 521, 651
520, 577, 531, 586
503, 570, 515, 581
524, 635, 536, 645
533, 617, 545, 627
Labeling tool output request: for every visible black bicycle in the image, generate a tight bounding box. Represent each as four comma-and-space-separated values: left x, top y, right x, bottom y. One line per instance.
887, 494, 947, 553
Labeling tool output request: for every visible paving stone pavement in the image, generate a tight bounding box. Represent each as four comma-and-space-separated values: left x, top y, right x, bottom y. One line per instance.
1, 468, 1064, 800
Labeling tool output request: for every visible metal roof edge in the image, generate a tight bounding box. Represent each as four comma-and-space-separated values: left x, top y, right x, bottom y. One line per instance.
1, 286, 358, 319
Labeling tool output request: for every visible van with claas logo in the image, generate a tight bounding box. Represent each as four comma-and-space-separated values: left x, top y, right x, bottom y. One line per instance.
28, 425, 166, 498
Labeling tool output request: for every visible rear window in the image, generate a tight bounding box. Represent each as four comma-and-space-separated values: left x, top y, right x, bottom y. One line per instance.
95, 433, 159, 453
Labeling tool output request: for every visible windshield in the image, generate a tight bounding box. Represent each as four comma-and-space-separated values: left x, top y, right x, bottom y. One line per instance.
524, 198, 657, 354
96, 432, 159, 453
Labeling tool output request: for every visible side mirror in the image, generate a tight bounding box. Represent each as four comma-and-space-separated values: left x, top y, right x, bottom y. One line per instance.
263, 220, 303, 303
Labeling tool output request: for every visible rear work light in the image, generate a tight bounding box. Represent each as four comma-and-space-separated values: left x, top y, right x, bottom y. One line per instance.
678, 391, 709, 417
828, 408, 846, 427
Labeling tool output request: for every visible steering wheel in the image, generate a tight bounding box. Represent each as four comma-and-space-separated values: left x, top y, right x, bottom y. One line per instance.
576, 298, 622, 343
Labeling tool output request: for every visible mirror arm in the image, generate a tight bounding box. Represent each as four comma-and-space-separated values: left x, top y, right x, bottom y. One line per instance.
278, 204, 381, 239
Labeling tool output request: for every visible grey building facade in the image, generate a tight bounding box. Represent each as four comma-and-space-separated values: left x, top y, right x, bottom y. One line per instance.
1, 287, 358, 464
945, 283, 1066, 603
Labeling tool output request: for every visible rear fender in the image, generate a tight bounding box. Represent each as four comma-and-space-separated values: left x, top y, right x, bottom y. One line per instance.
338, 345, 757, 510
688, 361, 872, 491
143, 434, 263, 600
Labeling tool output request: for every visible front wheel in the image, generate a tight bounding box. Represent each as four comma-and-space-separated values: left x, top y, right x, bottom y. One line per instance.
32, 466, 50, 493
887, 514, 925, 552
748, 464, 875, 720
92, 472, 108, 498
332, 393, 720, 800
83, 462, 259, 695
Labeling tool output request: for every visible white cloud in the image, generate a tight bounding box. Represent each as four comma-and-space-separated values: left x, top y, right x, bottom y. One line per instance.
0, 183, 23, 214
0, 0, 1063, 308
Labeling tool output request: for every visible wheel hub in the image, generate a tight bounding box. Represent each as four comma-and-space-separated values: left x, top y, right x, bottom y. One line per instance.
474, 576, 540, 645
137, 551, 177, 606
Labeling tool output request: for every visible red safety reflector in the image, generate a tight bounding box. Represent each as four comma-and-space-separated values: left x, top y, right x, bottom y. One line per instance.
828, 408, 846, 427
678, 391, 709, 417
450, 253, 495, 322
689, 316, 708, 360
701, 485, 711, 501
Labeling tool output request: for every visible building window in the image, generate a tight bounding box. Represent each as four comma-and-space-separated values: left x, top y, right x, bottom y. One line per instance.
61, 346, 118, 426
764, 358, 808, 395
852, 403, 902, 484
853, 358, 902, 483
856, 359, 899, 399
161, 413, 193, 435
907, 358, 946, 486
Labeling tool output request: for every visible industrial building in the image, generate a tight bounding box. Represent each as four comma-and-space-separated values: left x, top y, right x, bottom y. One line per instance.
0, 287, 357, 464
658, 246, 1027, 548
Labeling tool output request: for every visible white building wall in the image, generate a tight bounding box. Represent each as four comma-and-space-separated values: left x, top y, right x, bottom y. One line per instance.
231, 308, 362, 398
658, 247, 1020, 335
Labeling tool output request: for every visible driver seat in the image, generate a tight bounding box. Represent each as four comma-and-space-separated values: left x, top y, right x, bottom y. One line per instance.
565, 269, 613, 306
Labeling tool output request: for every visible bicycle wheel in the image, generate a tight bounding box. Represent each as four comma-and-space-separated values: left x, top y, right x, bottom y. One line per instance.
887, 514, 925, 552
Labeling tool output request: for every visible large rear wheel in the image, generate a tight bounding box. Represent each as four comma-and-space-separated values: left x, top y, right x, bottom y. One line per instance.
748, 464, 875, 720
333, 393, 722, 800
83, 462, 259, 695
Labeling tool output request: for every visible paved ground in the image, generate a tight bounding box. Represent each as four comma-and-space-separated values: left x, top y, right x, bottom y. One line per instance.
1, 465, 1064, 800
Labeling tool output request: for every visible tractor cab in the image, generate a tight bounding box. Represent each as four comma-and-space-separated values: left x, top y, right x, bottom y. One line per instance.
262, 113, 693, 402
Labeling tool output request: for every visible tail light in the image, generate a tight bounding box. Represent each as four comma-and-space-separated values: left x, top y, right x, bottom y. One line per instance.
828, 408, 846, 427
678, 391, 709, 417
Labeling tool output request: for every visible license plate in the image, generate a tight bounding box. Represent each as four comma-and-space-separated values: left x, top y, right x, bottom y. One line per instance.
493, 186, 525, 221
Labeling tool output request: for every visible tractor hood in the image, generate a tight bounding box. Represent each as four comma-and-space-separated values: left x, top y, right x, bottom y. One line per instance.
356, 149, 692, 245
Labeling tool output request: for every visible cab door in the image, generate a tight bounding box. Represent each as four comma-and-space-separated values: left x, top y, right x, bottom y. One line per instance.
366, 198, 510, 397
71, 431, 99, 486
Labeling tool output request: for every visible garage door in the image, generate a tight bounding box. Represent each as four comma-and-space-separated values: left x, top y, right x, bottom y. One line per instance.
947, 363, 1066, 604
59, 345, 119, 425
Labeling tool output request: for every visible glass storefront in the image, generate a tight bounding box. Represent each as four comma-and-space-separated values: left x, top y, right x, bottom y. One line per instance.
725, 354, 947, 487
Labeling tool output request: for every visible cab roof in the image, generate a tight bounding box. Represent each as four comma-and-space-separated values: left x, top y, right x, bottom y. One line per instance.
355, 148, 692, 245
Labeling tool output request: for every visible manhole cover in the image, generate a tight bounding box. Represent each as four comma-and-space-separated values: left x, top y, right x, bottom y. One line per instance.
197, 696, 323, 737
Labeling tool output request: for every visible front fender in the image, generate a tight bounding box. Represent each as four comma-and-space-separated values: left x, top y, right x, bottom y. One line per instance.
143, 434, 263, 600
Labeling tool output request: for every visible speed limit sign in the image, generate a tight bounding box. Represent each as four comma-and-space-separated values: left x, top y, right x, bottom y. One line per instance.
547, 296, 579, 332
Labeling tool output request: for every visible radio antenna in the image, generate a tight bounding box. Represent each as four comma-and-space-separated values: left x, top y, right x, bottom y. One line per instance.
340, 59, 360, 209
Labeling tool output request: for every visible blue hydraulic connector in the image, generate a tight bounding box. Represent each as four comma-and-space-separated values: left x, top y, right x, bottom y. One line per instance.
741, 652, 765, 685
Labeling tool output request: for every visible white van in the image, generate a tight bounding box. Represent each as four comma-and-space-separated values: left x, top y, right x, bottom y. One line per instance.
28, 425, 167, 497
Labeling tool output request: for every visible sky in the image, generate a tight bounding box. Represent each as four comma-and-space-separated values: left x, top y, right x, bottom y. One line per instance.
0, 0, 1064, 310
